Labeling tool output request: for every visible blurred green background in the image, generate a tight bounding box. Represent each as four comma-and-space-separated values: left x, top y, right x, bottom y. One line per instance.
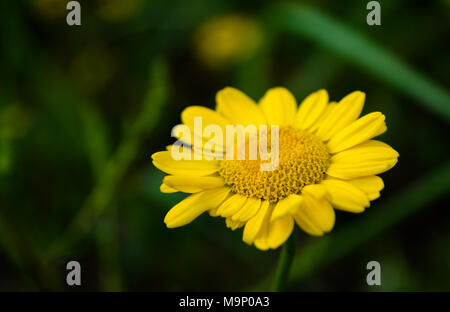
0, 0, 449, 291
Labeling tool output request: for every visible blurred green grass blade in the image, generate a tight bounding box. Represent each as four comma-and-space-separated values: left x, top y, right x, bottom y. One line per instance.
278, 4, 450, 122
79, 105, 122, 291
128, 59, 168, 138
288, 162, 450, 286
79, 105, 111, 178
48, 58, 169, 258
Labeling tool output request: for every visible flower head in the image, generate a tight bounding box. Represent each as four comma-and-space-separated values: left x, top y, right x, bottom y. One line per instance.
152, 87, 398, 250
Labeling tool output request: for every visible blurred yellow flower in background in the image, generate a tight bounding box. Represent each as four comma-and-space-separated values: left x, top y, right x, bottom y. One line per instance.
194, 15, 263, 69
152, 87, 399, 250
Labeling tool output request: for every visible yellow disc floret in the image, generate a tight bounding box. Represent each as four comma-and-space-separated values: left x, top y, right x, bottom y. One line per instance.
219, 127, 330, 203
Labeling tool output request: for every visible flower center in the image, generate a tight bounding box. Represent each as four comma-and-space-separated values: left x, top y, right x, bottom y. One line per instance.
219, 127, 330, 203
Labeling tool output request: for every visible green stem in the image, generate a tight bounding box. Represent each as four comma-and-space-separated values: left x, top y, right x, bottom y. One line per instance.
271, 232, 296, 291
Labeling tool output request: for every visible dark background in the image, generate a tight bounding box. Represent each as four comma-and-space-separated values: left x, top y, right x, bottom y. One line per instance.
0, 0, 449, 291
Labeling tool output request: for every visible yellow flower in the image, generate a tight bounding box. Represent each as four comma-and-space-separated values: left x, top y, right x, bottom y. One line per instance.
152, 87, 399, 250
194, 15, 263, 69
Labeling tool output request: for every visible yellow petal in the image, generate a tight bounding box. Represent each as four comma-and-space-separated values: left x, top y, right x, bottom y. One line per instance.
297, 194, 335, 234
225, 217, 245, 230
181, 106, 230, 133
259, 87, 297, 126
164, 187, 230, 228
152, 151, 220, 176
347, 176, 384, 201
231, 197, 261, 222
327, 140, 399, 179
243, 200, 271, 244
163, 175, 225, 193
316, 91, 365, 141
160, 183, 178, 193
294, 89, 328, 130
331, 140, 399, 162
253, 211, 271, 251
166, 144, 215, 161
180, 106, 229, 150
216, 87, 266, 126
321, 178, 369, 213
270, 194, 303, 222
167, 144, 225, 168
309, 102, 337, 133
294, 208, 323, 236
301, 184, 327, 199
254, 234, 269, 250
208, 207, 219, 217
327, 112, 387, 154
267, 216, 294, 249
216, 194, 247, 217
